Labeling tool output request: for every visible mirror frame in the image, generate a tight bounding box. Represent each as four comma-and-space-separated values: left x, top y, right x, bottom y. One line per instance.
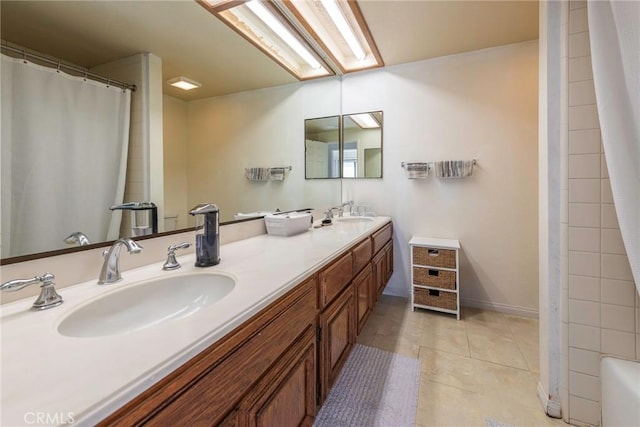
304, 111, 383, 180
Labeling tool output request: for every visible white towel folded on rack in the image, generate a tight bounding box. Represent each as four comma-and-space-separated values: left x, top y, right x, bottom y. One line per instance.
403, 162, 430, 179
434, 160, 475, 178
245, 167, 269, 181
269, 167, 286, 181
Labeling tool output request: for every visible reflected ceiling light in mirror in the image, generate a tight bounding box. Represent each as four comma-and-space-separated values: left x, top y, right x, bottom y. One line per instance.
167, 76, 202, 90
284, 0, 383, 73
199, 0, 332, 80
349, 113, 380, 129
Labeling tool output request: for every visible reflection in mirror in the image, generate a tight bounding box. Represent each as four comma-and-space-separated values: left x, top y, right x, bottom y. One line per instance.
305, 116, 341, 179
342, 111, 383, 178
0, 2, 343, 264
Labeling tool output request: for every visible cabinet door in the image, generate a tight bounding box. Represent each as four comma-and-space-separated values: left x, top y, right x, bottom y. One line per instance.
372, 250, 385, 303
384, 240, 394, 283
318, 287, 356, 403
354, 264, 373, 335
240, 328, 316, 427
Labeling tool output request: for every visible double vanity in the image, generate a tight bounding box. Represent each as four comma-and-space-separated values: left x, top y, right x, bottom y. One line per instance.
1, 216, 393, 426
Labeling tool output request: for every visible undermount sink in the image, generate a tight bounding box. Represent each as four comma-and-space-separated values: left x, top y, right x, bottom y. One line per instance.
335, 216, 375, 223
58, 272, 235, 338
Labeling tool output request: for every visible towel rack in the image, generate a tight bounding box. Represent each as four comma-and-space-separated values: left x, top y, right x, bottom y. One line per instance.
245, 166, 292, 182
401, 160, 477, 167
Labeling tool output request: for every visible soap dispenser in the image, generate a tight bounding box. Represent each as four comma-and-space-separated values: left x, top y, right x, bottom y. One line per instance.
189, 203, 220, 267
110, 202, 158, 236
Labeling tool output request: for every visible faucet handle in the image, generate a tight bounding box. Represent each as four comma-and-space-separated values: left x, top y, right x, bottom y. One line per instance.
163, 242, 191, 270
0, 273, 63, 310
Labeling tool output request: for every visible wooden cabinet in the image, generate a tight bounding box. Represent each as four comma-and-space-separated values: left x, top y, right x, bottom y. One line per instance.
354, 264, 373, 334
238, 328, 316, 427
100, 221, 394, 427
409, 237, 460, 319
372, 240, 393, 301
318, 286, 356, 403
100, 277, 317, 427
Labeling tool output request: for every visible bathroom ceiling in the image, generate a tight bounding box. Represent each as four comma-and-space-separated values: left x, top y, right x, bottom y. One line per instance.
0, 1, 539, 101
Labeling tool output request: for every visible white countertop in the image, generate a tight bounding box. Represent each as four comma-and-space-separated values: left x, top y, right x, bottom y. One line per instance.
0, 216, 390, 426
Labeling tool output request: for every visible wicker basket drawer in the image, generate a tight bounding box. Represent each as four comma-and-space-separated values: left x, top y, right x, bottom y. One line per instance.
413, 247, 456, 269
414, 288, 457, 310
413, 267, 456, 290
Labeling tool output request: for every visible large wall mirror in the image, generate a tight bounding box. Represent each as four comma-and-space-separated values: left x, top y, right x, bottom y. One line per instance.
0, 1, 342, 262
304, 111, 383, 180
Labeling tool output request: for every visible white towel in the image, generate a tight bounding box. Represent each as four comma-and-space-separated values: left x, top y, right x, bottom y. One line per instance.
269, 167, 286, 181
435, 160, 474, 178
403, 162, 429, 179
245, 167, 269, 181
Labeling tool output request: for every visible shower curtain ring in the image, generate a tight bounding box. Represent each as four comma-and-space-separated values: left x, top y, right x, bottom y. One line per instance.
56, 60, 61, 73
106, 78, 111, 88
83, 70, 88, 81
22, 49, 27, 64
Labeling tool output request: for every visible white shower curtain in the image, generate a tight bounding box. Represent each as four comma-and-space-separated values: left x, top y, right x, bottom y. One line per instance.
1, 54, 131, 257
588, 1, 640, 291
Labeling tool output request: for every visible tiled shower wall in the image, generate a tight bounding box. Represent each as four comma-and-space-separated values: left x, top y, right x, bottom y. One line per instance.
563, 1, 640, 426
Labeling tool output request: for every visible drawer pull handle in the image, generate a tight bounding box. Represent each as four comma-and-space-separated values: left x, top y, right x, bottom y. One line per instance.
428, 249, 439, 257
428, 269, 439, 276
428, 289, 440, 296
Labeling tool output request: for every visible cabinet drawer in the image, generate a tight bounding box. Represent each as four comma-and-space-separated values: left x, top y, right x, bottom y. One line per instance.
352, 238, 372, 275
413, 246, 456, 268
319, 252, 353, 309
413, 267, 456, 290
414, 288, 456, 310
371, 223, 392, 255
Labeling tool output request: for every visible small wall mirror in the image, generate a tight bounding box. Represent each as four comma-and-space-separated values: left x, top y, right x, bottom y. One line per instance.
305, 116, 341, 179
342, 111, 383, 178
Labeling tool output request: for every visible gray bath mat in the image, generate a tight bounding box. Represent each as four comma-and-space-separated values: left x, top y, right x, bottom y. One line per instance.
486, 418, 515, 427
314, 344, 420, 427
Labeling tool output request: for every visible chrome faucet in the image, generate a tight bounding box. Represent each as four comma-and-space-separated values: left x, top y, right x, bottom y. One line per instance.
163, 242, 191, 270
97, 238, 143, 284
338, 200, 354, 217
325, 201, 354, 220
1, 273, 63, 310
64, 231, 91, 246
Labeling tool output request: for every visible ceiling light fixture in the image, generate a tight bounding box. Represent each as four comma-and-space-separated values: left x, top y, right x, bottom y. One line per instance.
320, 0, 365, 61
167, 76, 202, 91
245, 0, 321, 70
349, 113, 380, 129
199, 0, 332, 80
283, 0, 383, 74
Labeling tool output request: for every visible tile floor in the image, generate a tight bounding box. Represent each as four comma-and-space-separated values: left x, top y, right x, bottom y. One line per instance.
356, 295, 568, 427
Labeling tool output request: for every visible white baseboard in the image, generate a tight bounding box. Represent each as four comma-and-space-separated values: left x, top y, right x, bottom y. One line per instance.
537, 382, 562, 418
460, 297, 538, 318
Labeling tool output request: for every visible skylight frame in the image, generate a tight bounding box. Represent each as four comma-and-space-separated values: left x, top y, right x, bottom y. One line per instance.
198, 0, 334, 80
282, 0, 384, 74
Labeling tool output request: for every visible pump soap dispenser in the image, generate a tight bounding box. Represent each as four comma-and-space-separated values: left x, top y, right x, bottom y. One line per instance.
110, 202, 158, 236
189, 203, 220, 267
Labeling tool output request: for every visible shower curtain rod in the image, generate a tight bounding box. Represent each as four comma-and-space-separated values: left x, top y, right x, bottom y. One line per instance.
1, 43, 137, 92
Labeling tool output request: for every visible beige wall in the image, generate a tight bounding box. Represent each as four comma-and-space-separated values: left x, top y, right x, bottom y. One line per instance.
163, 95, 189, 230
561, 2, 639, 425
186, 78, 342, 222
342, 41, 540, 316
